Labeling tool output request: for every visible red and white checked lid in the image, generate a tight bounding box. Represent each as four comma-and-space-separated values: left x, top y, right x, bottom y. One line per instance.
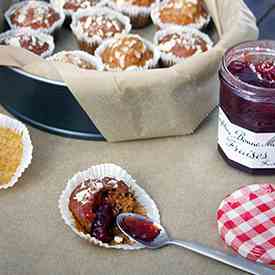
217, 184, 275, 265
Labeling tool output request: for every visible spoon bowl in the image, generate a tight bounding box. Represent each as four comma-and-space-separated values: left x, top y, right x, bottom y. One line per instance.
116, 213, 274, 275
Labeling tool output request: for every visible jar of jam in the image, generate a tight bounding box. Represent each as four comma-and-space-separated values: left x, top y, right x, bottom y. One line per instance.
218, 40, 275, 174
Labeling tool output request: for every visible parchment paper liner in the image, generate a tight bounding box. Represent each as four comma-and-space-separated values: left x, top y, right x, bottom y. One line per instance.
50, 0, 105, 17
5, 0, 65, 34
47, 50, 104, 71
154, 26, 213, 66
95, 34, 160, 71
71, 7, 131, 54
0, 113, 33, 190
0, 29, 55, 58
59, 163, 160, 250
150, 0, 211, 30
107, 0, 159, 28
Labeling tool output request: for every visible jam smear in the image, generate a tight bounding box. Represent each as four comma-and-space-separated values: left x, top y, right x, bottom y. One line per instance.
228, 59, 275, 89
121, 216, 161, 242
91, 203, 114, 243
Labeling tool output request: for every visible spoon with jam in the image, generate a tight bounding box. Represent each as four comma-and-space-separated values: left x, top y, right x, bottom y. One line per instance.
116, 213, 273, 275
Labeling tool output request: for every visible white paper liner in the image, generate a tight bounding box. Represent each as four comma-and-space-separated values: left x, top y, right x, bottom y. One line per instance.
154, 26, 213, 65
59, 163, 160, 250
70, 7, 132, 47
0, 29, 55, 58
95, 34, 160, 71
47, 50, 104, 71
150, 0, 211, 30
107, 0, 159, 17
50, 0, 105, 17
5, 0, 65, 34
0, 114, 33, 190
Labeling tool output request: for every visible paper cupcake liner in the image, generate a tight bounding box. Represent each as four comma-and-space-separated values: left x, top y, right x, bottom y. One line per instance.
0, 114, 33, 190
95, 34, 161, 72
0, 29, 55, 58
5, 0, 65, 34
50, 0, 106, 17
47, 50, 104, 71
59, 163, 160, 250
70, 7, 132, 52
154, 26, 213, 66
150, 0, 211, 30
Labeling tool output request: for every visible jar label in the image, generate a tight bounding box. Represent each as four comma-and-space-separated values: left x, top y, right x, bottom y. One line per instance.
218, 107, 275, 169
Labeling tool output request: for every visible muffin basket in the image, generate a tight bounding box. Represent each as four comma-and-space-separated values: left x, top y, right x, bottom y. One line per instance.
0, 0, 258, 142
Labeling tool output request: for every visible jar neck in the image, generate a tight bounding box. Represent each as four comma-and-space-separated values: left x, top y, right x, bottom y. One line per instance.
220, 41, 275, 103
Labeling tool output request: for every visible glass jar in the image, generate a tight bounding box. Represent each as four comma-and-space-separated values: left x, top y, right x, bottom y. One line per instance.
218, 40, 275, 174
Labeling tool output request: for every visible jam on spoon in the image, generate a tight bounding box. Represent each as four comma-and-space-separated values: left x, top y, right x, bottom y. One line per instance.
119, 214, 161, 242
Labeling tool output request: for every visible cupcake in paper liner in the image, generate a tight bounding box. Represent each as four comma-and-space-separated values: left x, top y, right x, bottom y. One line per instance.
0, 114, 33, 190
95, 34, 160, 71
0, 29, 55, 58
47, 50, 104, 70
151, 0, 211, 30
5, 0, 65, 34
59, 163, 160, 249
71, 7, 131, 55
50, 0, 105, 18
154, 26, 213, 67
107, 0, 159, 29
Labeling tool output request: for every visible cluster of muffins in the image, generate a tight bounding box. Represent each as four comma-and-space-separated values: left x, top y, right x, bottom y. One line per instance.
1, 0, 213, 70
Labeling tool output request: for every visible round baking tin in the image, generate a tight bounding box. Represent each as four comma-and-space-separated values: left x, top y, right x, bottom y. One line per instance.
0, 66, 105, 140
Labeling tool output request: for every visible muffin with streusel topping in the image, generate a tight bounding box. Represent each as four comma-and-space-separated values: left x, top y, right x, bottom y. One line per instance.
154, 26, 213, 67
151, 0, 210, 30
5, 0, 65, 34
0, 29, 54, 57
108, 0, 158, 28
71, 7, 131, 54
95, 34, 160, 71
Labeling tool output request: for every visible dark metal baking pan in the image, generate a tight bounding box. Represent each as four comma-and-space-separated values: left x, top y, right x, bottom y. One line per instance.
0, 66, 105, 140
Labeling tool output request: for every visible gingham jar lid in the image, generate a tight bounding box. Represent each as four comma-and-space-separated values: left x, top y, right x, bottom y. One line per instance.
217, 184, 275, 265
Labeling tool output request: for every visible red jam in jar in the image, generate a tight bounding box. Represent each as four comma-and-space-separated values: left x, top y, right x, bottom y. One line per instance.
218, 41, 275, 174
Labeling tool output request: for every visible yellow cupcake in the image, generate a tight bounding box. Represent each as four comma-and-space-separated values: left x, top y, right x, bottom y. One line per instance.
0, 114, 32, 189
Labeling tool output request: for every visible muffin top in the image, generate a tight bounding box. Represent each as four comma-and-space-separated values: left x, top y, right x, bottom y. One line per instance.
157, 0, 209, 27
8, 1, 61, 30
98, 35, 154, 71
157, 29, 212, 58
113, 0, 155, 8
0, 30, 54, 57
49, 51, 102, 70
71, 8, 131, 44
63, 0, 100, 13
78, 15, 124, 39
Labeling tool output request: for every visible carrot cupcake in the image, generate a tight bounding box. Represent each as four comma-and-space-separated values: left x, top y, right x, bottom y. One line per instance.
59, 164, 160, 249
151, 0, 210, 30
5, 0, 65, 34
154, 26, 213, 66
95, 34, 160, 71
0, 29, 54, 58
108, 0, 159, 28
71, 7, 131, 54
48, 50, 104, 70
0, 114, 32, 189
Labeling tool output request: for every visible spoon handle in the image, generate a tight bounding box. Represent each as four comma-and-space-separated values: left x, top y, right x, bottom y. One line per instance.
167, 240, 273, 275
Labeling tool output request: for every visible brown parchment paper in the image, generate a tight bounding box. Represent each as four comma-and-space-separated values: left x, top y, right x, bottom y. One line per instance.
0, 0, 258, 142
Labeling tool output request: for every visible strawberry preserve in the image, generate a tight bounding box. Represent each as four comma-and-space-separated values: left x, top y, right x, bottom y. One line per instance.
218, 41, 275, 174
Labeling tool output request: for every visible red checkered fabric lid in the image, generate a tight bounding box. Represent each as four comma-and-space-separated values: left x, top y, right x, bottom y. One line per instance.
217, 184, 275, 265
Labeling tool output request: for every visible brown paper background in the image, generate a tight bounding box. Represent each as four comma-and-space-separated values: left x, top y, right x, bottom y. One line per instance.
0, 0, 258, 142
1, 103, 275, 275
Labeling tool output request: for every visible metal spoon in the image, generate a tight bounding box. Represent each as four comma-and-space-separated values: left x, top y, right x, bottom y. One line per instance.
116, 213, 274, 275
